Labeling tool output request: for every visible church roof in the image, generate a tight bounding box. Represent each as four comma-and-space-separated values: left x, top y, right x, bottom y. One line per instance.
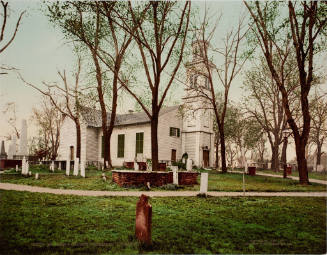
81, 105, 180, 128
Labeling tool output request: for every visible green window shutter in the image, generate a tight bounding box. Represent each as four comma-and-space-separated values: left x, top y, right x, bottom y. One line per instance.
136, 132, 144, 154
170, 127, 173, 136
101, 136, 104, 158
177, 128, 180, 137
117, 134, 125, 158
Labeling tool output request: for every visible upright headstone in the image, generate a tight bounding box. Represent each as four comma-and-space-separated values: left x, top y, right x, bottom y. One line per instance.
186, 159, 192, 171
80, 161, 85, 178
134, 161, 139, 171
73, 158, 79, 176
58, 161, 62, 170
0, 141, 7, 158
66, 159, 70, 176
35, 173, 39, 180
171, 166, 178, 185
51, 161, 55, 172
200, 172, 208, 194
19, 119, 28, 156
16, 165, 18, 172
21, 156, 26, 175
7, 135, 17, 159
135, 194, 152, 245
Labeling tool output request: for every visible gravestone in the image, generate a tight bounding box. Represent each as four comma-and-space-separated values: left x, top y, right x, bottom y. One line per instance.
317, 164, 323, 172
19, 119, 28, 155
73, 158, 79, 176
66, 159, 70, 176
134, 161, 139, 171
21, 157, 26, 175
8, 135, 17, 159
0, 141, 7, 158
35, 173, 39, 180
16, 165, 18, 172
58, 161, 61, 170
80, 161, 85, 178
200, 172, 208, 194
135, 194, 152, 245
51, 161, 55, 172
171, 166, 178, 185
186, 159, 192, 171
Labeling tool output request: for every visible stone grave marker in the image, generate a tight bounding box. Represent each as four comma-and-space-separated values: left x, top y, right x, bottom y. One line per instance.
73, 158, 79, 176
16, 165, 18, 172
35, 173, 39, 180
134, 161, 139, 171
80, 161, 85, 178
135, 194, 152, 245
186, 159, 192, 171
200, 172, 208, 194
171, 166, 178, 185
66, 159, 70, 176
58, 161, 62, 170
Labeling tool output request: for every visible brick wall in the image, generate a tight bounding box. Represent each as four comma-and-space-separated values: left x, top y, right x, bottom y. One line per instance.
112, 170, 198, 187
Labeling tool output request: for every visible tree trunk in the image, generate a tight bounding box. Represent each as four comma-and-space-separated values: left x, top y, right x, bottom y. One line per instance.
317, 142, 322, 165
294, 136, 309, 184
219, 125, 227, 173
102, 129, 109, 169
75, 120, 81, 159
281, 138, 288, 165
215, 139, 219, 169
151, 116, 159, 171
271, 143, 279, 172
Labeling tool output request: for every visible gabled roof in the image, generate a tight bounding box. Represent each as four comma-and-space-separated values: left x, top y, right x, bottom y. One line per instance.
81, 105, 180, 128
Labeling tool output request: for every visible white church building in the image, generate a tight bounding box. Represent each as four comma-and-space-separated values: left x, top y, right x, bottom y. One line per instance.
57, 40, 215, 168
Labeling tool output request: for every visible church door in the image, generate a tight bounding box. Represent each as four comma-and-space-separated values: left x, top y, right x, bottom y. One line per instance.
203, 150, 209, 168
171, 149, 176, 162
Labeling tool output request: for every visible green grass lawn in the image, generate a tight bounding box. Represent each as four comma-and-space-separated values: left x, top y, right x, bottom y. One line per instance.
1, 166, 326, 192
0, 190, 325, 254
256, 169, 327, 181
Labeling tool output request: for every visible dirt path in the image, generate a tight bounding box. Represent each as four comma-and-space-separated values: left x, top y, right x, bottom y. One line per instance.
0, 183, 326, 197
228, 170, 327, 185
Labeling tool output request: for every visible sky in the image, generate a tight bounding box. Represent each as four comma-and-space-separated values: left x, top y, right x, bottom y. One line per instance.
0, 0, 326, 160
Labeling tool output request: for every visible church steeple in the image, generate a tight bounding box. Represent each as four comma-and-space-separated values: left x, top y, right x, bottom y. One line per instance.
191, 39, 209, 62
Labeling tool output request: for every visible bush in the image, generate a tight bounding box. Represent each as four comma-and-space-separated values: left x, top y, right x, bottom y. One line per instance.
172, 161, 186, 170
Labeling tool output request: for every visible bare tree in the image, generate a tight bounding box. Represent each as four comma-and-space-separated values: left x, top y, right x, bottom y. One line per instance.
46, 2, 148, 169
31, 96, 64, 160
244, 1, 327, 184
243, 55, 299, 171
2, 102, 20, 139
187, 10, 249, 172
310, 92, 327, 166
0, 1, 25, 74
112, 1, 191, 171
19, 57, 84, 159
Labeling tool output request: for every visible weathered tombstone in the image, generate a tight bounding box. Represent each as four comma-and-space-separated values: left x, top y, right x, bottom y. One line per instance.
35, 173, 39, 180
0, 140, 7, 158
19, 119, 28, 156
317, 164, 323, 172
135, 194, 152, 245
200, 172, 208, 194
16, 165, 18, 172
134, 161, 139, 171
171, 166, 178, 185
28, 171, 32, 176
102, 173, 106, 181
80, 161, 85, 178
66, 159, 70, 176
58, 161, 62, 170
186, 159, 192, 171
73, 158, 79, 176
51, 161, 55, 172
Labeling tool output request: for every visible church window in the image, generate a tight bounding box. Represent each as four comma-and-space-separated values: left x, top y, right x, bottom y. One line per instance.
170, 127, 180, 137
136, 132, 144, 154
117, 134, 125, 158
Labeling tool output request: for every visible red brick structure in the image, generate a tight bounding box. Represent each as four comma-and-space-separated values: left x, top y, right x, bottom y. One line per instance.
112, 170, 198, 187
0, 160, 22, 170
135, 194, 152, 245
